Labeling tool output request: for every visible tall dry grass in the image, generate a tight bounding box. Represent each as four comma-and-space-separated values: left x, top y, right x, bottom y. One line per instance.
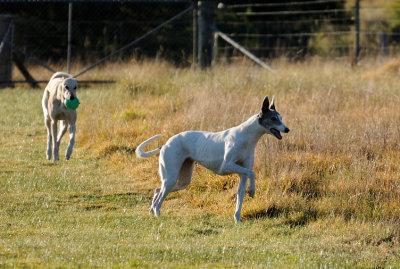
76, 58, 400, 225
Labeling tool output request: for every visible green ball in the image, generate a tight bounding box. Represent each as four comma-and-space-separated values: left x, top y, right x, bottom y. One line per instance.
65, 98, 80, 110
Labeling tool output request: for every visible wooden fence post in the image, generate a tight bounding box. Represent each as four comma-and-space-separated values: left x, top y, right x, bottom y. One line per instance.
0, 15, 13, 88
198, 0, 216, 69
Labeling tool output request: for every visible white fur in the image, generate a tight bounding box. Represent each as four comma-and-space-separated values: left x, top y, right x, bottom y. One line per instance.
136, 96, 289, 222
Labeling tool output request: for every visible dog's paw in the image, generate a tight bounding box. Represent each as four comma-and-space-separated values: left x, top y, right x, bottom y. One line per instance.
154, 208, 161, 217
234, 214, 241, 223
248, 189, 255, 198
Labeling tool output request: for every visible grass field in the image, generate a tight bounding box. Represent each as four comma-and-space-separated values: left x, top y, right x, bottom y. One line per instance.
1, 58, 400, 267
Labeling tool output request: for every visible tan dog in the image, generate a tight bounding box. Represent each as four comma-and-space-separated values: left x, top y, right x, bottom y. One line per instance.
42, 72, 78, 162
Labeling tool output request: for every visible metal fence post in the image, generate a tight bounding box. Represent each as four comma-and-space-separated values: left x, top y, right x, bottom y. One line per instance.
67, 2, 73, 74
379, 32, 389, 56
198, 0, 216, 69
354, 0, 360, 64
192, 1, 198, 68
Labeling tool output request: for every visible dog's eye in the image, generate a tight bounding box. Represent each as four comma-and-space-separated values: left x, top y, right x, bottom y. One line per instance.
271, 117, 277, 121
65, 86, 69, 90
74, 86, 77, 90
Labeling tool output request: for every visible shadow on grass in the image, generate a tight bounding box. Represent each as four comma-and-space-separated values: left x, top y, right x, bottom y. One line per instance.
284, 209, 318, 228
53, 192, 152, 211
71, 192, 151, 203
243, 205, 288, 220
100, 145, 136, 157
243, 206, 319, 227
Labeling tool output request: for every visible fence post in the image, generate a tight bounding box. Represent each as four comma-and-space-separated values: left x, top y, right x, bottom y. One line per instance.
379, 32, 389, 56
212, 31, 218, 66
67, 2, 73, 74
0, 15, 13, 88
198, 0, 216, 69
354, 0, 360, 64
192, 1, 198, 68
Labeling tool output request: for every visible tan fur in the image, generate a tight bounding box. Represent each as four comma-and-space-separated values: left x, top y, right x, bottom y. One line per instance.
42, 72, 78, 162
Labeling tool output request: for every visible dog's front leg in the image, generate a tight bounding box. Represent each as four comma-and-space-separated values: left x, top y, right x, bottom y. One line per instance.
51, 120, 59, 162
219, 161, 255, 222
244, 157, 255, 198
57, 120, 68, 147
235, 175, 248, 223
248, 179, 255, 198
65, 124, 76, 160
219, 161, 255, 186
45, 116, 52, 160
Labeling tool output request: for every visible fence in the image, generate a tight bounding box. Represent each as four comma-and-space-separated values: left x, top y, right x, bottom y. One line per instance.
0, 0, 400, 87
0, 15, 13, 87
0, 0, 194, 87
214, 0, 400, 63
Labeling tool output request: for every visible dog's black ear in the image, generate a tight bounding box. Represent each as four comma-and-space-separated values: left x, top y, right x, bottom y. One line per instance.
269, 96, 275, 110
261, 96, 270, 113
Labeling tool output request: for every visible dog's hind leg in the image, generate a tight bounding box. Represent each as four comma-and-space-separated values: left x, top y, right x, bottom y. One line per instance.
151, 158, 194, 216
149, 188, 161, 215
172, 159, 195, 192
65, 124, 76, 160
152, 180, 176, 217
152, 154, 188, 216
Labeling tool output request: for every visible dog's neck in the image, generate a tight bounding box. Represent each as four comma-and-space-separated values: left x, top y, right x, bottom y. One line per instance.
234, 114, 266, 145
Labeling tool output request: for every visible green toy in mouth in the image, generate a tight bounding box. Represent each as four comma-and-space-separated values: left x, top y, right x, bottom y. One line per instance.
65, 98, 80, 110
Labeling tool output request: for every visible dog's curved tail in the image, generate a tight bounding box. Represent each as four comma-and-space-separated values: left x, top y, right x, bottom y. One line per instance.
50, 72, 72, 80
135, 134, 163, 158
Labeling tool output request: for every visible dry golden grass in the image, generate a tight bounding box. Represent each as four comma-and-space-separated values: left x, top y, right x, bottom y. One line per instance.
71, 58, 400, 227
72, 60, 400, 224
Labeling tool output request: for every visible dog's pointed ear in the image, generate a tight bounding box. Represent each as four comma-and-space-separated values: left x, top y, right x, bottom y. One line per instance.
269, 96, 275, 110
261, 96, 270, 113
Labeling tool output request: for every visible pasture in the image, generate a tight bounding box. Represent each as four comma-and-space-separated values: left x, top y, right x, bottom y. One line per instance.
1, 58, 400, 267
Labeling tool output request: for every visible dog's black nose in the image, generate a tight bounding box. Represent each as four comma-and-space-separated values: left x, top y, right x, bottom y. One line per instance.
70, 95, 75, 100
285, 128, 290, 133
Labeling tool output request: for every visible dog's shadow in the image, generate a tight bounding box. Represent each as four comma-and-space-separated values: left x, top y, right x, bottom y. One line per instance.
243, 206, 318, 228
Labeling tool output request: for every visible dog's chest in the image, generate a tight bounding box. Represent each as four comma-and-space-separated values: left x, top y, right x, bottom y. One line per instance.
51, 104, 76, 122
232, 144, 254, 163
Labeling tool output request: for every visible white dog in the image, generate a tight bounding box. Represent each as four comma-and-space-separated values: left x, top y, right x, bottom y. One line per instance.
136, 96, 289, 222
42, 72, 78, 162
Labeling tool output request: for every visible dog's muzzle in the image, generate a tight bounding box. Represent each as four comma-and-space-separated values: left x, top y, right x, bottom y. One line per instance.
270, 127, 289, 140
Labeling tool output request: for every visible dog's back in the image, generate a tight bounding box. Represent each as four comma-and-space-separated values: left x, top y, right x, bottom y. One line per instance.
42, 72, 77, 119
50, 72, 72, 81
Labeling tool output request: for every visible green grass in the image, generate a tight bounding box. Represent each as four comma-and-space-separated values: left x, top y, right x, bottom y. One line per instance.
1, 61, 400, 268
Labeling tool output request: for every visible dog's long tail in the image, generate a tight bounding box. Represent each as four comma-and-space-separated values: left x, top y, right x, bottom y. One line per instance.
50, 72, 72, 80
135, 134, 163, 158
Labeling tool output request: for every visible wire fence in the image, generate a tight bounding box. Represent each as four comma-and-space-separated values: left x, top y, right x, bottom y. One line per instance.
215, 0, 400, 62
0, 0, 400, 84
0, 0, 194, 84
